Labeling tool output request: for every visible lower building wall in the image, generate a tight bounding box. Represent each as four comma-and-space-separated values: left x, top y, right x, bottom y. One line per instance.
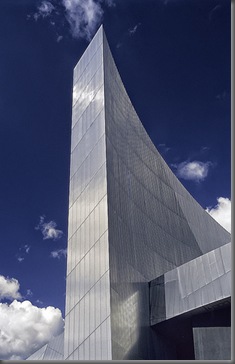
193, 327, 231, 360
151, 304, 231, 360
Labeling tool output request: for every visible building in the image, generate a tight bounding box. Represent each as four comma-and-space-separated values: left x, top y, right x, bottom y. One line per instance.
27, 25, 231, 361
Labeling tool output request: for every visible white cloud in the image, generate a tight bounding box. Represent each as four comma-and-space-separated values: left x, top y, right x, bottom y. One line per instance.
34, 1, 55, 20
175, 160, 212, 182
62, 0, 104, 40
17, 257, 24, 263
16, 244, 31, 263
30, 0, 115, 41
50, 248, 67, 259
35, 216, 63, 241
0, 300, 64, 360
57, 35, 63, 42
128, 23, 141, 36
20, 244, 30, 254
0, 276, 21, 301
24, 245, 30, 254
206, 197, 231, 233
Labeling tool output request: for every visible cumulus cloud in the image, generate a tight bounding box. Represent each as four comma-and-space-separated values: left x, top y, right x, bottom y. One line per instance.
50, 248, 67, 259
0, 300, 64, 360
128, 23, 141, 36
34, 1, 55, 21
174, 160, 212, 182
35, 216, 63, 241
206, 197, 231, 233
0, 276, 21, 301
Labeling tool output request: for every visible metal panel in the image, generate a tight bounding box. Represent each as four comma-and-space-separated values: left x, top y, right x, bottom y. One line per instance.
102, 27, 230, 359
193, 327, 231, 360
150, 243, 231, 324
64, 26, 111, 360
64, 25, 231, 360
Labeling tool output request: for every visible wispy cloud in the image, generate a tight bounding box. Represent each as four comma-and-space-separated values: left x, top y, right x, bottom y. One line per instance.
104, 0, 115, 6
173, 160, 212, 182
0, 299, 64, 360
35, 216, 63, 241
216, 90, 227, 101
62, 0, 103, 40
128, 22, 141, 36
56, 35, 63, 43
24, 245, 30, 254
158, 143, 171, 154
200, 146, 210, 154
35, 299, 43, 305
17, 257, 24, 262
0, 275, 22, 301
16, 244, 31, 263
34, 0, 55, 21
206, 197, 231, 233
50, 248, 67, 259
26, 289, 33, 297
209, 4, 222, 22
30, 0, 115, 41
62, 0, 115, 40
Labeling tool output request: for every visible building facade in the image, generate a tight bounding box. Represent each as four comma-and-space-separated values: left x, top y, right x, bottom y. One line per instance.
63, 25, 231, 360
27, 25, 231, 361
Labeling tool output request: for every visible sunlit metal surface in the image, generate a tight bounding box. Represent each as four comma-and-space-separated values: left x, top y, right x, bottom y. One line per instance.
150, 242, 231, 325
26, 332, 64, 360
64, 25, 231, 360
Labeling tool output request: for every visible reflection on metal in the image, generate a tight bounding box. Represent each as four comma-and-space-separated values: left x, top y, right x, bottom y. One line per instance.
26, 332, 64, 360
24, 25, 231, 361
63, 25, 231, 360
64, 26, 111, 360
150, 242, 231, 325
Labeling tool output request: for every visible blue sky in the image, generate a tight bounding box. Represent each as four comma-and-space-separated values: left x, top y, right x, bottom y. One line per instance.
0, 0, 231, 359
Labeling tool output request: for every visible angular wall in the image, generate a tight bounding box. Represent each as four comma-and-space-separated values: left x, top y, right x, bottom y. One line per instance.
102, 29, 230, 359
64, 28, 111, 360
26, 333, 64, 360
193, 327, 231, 360
65, 25, 231, 360
150, 242, 231, 325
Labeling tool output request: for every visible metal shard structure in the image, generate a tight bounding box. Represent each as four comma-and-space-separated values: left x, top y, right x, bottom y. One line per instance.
64, 25, 231, 360
27, 25, 231, 361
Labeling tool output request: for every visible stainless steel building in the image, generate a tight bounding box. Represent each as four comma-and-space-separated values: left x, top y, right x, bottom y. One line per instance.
27, 25, 231, 361
64, 25, 231, 360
